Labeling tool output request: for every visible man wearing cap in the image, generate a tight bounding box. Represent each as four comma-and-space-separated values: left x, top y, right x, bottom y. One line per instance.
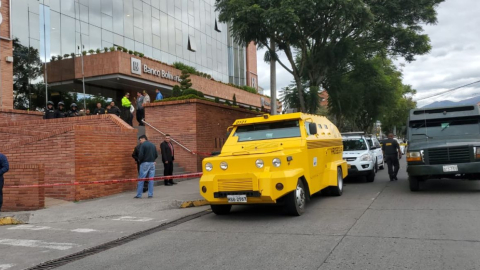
0, 152, 9, 212
134, 135, 158, 198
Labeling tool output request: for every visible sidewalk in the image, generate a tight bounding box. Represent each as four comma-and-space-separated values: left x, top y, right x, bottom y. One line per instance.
0, 178, 209, 270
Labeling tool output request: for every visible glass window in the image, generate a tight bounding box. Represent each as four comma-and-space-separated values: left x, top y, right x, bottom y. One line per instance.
152, 7, 160, 19
135, 41, 144, 53
187, 36, 196, 52
61, 15, 76, 55
152, 0, 160, 9
124, 0, 134, 39
134, 9, 142, 28
133, 0, 142, 10
114, 34, 124, 46
39, 5, 51, 62
61, 0, 75, 17
29, 12, 40, 41
50, 11, 61, 57
144, 45, 153, 58
234, 121, 301, 142
124, 37, 135, 51
152, 18, 160, 36
343, 139, 368, 151
101, 0, 113, 16
90, 25, 102, 50
112, 0, 124, 34
153, 48, 161, 60
102, 29, 113, 44
89, 0, 101, 27
160, 0, 167, 12
153, 35, 160, 48
160, 11, 168, 51
167, 16, 176, 54
102, 14, 113, 31
50, 0, 61, 12
176, 44, 183, 59
143, 3, 152, 46
134, 27, 143, 42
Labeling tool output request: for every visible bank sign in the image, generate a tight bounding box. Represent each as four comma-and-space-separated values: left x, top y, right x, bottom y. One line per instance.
131, 57, 181, 82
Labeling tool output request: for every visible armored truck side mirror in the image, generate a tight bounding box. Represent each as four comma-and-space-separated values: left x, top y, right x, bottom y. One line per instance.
309, 122, 317, 135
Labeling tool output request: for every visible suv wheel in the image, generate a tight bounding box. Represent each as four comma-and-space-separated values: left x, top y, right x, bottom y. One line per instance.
409, 176, 420, 192
366, 167, 376, 182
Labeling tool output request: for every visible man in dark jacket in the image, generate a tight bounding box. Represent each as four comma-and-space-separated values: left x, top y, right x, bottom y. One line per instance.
67, 103, 80, 117
135, 135, 158, 198
109, 101, 121, 116
93, 103, 106, 115
382, 133, 402, 181
44, 101, 56, 119
0, 152, 9, 212
55, 101, 66, 118
160, 134, 176, 186
132, 142, 147, 193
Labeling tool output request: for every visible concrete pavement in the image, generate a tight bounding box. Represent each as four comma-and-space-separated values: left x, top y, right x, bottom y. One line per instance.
53, 159, 480, 270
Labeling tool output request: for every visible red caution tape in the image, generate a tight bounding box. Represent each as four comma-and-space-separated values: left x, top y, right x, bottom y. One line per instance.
191, 151, 213, 157
4, 172, 203, 189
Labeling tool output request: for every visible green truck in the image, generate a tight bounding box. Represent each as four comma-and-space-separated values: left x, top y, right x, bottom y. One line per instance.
406, 105, 480, 191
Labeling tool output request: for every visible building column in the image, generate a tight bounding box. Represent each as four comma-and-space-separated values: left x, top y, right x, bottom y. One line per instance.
0, 0, 13, 109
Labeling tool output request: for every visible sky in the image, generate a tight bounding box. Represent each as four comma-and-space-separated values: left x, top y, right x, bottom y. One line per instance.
256, 0, 480, 108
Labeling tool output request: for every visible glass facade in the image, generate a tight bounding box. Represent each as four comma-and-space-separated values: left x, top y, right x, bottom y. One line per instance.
12, 0, 247, 102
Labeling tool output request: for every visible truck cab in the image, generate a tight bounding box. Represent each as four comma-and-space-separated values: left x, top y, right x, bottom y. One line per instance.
199, 113, 348, 216
406, 105, 480, 191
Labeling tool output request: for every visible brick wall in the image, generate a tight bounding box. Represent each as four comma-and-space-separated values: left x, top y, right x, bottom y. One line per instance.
0, 109, 43, 125
0, 0, 13, 110
2, 164, 45, 211
74, 126, 137, 200
145, 99, 258, 172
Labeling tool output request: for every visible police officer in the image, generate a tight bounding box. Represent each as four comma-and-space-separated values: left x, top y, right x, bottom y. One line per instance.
67, 103, 80, 117
55, 101, 66, 118
382, 133, 402, 181
43, 101, 56, 119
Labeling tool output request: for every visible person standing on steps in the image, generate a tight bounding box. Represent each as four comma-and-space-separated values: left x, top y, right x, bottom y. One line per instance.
135, 91, 145, 126
382, 133, 402, 181
109, 101, 121, 117
0, 152, 9, 212
134, 135, 158, 199
93, 102, 106, 115
161, 134, 176, 186
132, 140, 148, 193
121, 92, 133, 126
155, 89, 163, 101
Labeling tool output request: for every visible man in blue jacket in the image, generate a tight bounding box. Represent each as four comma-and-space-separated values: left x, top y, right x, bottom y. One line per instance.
134, 135, 158, 198
0, 152, 9, 212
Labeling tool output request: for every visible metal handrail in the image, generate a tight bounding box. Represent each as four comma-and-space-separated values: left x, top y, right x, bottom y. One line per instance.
142, 120, 194, 154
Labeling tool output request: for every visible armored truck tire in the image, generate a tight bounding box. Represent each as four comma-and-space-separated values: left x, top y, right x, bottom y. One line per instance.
211, 204, 232, 215
330, 167, 344, 196
285, 179, 306, 216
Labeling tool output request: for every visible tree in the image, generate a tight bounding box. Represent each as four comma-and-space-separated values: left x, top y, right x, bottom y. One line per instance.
380, 85, 417, 135
12, 38, 43, 110
179, 70, 192, 92
172, 85, 182, 97
216, 0, 443, 112
281, 82, 320, 114
232, 94, 237, 106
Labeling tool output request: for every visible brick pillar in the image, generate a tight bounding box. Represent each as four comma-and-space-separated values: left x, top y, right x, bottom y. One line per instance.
246, 42, 258, 92
0, 0, 13, 109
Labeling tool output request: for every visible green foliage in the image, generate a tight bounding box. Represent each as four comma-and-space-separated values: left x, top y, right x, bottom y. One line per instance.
216, 0, 443, 112
215, 97, 220, 103
179, 70, 193, 91
281, 82, 320, 114
139, 53, 144, 57
122, 47, 128, 53
57, 55, 63, 60
104, 47, 109, 52
70, 53, 75, 58
133, 51, 139, 56
96, 48, 101, 54
182, 89, 204, 98
82, 51, 87, 56
63, 54, 70, 58
51, 56, 57, 61
128, 50, 133, 54
380, 85, 417, 135
240, 85, 257, 93
172, 85, 182, 97
255, 107, 260, 112
232, 94, 237, 106
173, 62, 198, 74
109, 47, 115, 52
225, 100, 231, 106
88, 49, 95, 55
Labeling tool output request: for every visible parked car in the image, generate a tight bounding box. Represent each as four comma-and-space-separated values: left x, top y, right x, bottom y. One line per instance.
367, 136, 384, 170
342, 132, 377, 182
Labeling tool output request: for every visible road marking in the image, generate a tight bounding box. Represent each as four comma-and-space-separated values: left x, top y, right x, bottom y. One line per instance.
8, 225, 51, 231
112, 216, 153, 222
0, 264, 15, 270
0, 239, 79, 250
71, 228, 98, 233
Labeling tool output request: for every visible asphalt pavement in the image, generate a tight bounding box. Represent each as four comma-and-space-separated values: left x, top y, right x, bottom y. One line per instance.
3, 159, 480, 270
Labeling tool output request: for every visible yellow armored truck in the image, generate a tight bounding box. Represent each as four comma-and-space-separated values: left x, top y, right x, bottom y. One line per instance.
199, 113, 347, 216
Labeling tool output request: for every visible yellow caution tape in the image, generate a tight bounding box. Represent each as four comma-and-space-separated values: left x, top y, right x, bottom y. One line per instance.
180, 200, 210, 208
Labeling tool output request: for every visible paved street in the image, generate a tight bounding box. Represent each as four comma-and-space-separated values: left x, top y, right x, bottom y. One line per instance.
3, 160, 480, 269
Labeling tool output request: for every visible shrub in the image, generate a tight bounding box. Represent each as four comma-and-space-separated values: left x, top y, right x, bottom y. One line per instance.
207, 74, 212, 79
133, 51, 139, 56
182, 89, 204, 98
70, 52, 75, 58
139, 53, 144, 57
88, 49, 95, 55
225, 100, 231, 106
179, 70, 193, 91
57, 55, 63, 60
173, 62, 198, 74
96, 48, 101, 54
172, 85, 182, 97
232, 94, 237, 106
51, 56, 57, 61
63, 53, 70, 58
214, 97, 220, 103
82, 51, 87, 56
123, 47, 128, 53
110, 46, 116, 52
128, 50, 133, 54
241, 85, 257, 93
104, 47, 109, 52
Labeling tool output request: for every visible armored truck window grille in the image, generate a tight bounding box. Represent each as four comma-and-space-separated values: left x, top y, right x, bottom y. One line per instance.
234, 120, 300, 142
409, 116, 480, 137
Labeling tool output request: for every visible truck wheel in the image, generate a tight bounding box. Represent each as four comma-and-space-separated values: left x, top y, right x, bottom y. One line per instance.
285, 179, 306, 216
330, 167, 344, 196
409, 176, 420, 192
211, 205, 232, 215
366, 169, 376, 182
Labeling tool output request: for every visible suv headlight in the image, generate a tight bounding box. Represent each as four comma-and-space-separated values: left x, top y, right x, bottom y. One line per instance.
272, 158, 281, 167
220, 162, 228, 170
407, 151, 422, 162
205, 162, 213, 172
359, 154, 372, 161
255, 159, 264, 168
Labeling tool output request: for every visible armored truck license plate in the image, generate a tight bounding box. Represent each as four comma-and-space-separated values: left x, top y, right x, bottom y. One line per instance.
443, 165, 458, 172
227, 195, 247, 203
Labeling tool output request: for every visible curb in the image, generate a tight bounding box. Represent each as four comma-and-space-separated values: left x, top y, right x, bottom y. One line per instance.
180, 199, 209, 208
0, 216, 24, 226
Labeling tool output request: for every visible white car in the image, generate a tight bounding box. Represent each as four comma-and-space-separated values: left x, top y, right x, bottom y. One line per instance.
367, 137, 384, 170
342, 133, 377, 182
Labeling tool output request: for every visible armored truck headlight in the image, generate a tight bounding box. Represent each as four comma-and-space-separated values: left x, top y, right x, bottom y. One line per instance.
407, 151, 422, 162
255, 159, 264, 168
205, 162, 213, 172
220, 162, 228, 170
272, 158, 281, 167
359, 154, 372, 161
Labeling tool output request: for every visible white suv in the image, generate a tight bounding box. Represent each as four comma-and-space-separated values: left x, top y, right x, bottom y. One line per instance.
342, 133, 377, 182
367, 137, 384, 170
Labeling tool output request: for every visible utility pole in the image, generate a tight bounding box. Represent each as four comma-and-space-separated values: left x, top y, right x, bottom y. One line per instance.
270, 39, 277, 115
76, 3, 87, 110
